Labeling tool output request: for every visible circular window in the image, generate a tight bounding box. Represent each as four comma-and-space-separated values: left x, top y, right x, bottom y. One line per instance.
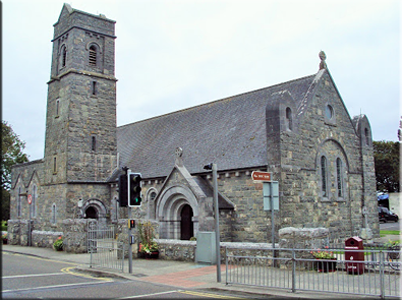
325, 105, 334, 120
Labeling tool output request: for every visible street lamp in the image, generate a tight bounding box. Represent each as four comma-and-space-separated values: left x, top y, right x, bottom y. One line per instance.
203, 163, 221, 282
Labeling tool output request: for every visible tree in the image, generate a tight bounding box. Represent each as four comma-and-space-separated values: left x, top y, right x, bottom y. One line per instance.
1, 121, 29, 220
373, 141, 400, 193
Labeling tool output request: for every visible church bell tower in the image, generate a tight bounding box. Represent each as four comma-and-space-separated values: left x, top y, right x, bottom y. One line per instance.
44, 4, 117, 185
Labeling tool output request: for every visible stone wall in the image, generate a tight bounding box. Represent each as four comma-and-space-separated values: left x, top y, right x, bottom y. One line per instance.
156, 239, 196, 262
32, 230, 63, 248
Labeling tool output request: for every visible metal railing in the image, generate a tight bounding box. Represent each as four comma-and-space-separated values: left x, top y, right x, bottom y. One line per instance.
225, 247, 400, 299
89, 240, 125, 272
88, 225, 124, 272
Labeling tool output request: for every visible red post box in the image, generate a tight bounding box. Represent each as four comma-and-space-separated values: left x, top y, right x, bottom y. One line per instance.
345, 236, 365, 275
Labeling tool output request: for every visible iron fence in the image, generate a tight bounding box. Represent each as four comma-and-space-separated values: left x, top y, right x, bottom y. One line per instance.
89, 240, 125, 272
87, 225, 124, 272
225, 247, 400, 299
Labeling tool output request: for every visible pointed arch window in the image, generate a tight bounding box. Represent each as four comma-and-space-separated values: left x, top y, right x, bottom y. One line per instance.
17, 187, 22, 217
336, 158, 343, 198
89, 45, 97, 66
365, 128, 370, 146
51, 203, 57, 224
321, 156, 328, 198
285, 107, 293, 131
61, 45, 67, 68
31, 185, 37, 218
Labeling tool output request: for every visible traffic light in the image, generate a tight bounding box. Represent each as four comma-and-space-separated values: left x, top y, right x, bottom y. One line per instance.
118, 174, 128, 207
128, 219, 135, 228
128, 173, 142, 207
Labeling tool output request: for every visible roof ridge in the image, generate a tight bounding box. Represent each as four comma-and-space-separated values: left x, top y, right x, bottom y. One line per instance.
118, 72, 317, 129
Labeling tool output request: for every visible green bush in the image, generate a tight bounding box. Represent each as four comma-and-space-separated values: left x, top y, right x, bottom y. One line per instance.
1, 220, 7, 231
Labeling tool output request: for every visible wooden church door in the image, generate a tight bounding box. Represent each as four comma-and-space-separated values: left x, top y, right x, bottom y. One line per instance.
180, 204, 194, 240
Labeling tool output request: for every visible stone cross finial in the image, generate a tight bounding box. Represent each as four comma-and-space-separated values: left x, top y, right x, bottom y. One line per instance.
175, 147, 183, 166
319, 51, 327, 70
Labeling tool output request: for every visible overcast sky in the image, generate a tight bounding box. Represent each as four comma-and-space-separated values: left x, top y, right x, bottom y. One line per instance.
2, 0, 400, 161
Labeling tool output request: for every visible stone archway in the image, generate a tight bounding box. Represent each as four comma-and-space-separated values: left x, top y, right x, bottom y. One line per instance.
81, 198, 108, 226
156, 184, 199, 239
85, 206, 97, 219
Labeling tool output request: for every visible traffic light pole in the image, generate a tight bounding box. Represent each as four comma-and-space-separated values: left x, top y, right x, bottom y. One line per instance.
127, 170, 133, 274
128, 205, 133, 273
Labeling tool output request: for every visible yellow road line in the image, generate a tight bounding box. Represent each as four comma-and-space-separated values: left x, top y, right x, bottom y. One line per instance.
61, 267, 112, 281
179, 290, 245, 299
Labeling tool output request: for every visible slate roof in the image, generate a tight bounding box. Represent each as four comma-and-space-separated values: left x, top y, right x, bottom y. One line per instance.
117, 73, 318, 179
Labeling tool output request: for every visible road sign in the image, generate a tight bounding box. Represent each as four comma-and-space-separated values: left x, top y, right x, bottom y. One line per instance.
263, 182, 279, 211
251, 171, 272, 182
27, 194, 32, 205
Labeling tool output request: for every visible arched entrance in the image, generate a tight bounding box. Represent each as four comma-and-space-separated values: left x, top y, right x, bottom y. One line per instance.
180, 204, 194, 240
156, 185, 199, 239
85, 206, 97, 219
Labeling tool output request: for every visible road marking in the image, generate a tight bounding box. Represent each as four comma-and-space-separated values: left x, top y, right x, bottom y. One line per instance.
115, 290, 181, 299
3, 251, 78, 266
2, 281, 108, 293
179, 290, 246, 299
61, 267, 112, 281
3, 272, 65, 279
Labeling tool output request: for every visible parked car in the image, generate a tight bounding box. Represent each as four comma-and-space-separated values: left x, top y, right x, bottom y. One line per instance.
378, 206, 399, 223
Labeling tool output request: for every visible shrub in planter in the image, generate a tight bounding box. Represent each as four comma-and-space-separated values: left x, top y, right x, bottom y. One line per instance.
2, 233, 7, 244
53, 236, 63, 251
137, 221, 159, 258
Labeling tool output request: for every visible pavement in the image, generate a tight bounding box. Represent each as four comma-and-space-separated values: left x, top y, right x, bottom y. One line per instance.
2, 235, 400, 299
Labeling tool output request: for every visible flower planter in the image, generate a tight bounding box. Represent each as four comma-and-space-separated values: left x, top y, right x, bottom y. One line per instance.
144, 251, 159, 259
316, 259, 337, 273
138, 243, 158, 259
3, 239, 7, 245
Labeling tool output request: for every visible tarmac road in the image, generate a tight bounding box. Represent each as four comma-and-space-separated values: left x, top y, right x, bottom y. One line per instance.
380, 221, 400, 232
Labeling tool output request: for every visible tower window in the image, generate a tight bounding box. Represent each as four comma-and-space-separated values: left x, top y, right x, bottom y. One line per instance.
321, 156, 328, 198
91, 136, 96, 151
89, 45, 97, 66
336, 158, 343, 198
365, 128, 370, 146
325, 105, 334, 120
285, 107, 292, 131
56, 99, 60, 117
91, 81, 97, 96
61, 45, 67, 68
53, 157, 57, 174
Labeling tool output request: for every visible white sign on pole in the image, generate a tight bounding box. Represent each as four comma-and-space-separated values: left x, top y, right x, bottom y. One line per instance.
263, 182, 279, 211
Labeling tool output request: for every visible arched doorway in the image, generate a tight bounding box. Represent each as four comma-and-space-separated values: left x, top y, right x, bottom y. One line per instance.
85, 206, 97, 219
180, 204, 194, 240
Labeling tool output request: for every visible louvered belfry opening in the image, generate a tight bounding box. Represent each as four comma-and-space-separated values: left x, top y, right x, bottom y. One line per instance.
89, 46, 97, 66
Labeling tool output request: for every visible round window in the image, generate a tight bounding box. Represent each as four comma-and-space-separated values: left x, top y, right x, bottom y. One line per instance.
325, 105, 334, 120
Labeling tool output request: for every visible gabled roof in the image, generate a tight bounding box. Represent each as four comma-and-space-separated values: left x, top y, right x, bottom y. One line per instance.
117, 72, 318, 178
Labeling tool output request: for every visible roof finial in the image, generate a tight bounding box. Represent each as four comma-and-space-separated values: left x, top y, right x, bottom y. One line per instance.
319, 51, 327, 70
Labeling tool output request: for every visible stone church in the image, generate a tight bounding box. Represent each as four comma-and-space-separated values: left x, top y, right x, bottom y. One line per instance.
9, 4, 378, 250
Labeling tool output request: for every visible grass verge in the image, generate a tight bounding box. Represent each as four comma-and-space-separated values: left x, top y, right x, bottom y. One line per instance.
380, 230, 400, 237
